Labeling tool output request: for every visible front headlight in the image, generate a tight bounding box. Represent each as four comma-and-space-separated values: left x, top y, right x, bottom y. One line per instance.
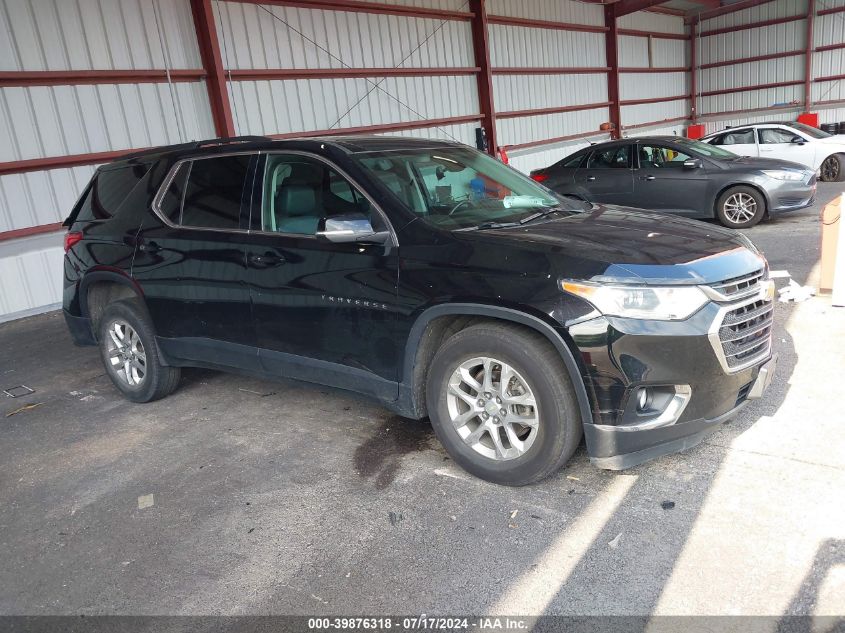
762, 169, 805, 181
561, 281, 709, 320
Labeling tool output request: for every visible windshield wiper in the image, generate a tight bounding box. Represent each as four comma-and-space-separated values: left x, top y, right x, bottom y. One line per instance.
456, 220, 522, 232
519, 206, 564, 224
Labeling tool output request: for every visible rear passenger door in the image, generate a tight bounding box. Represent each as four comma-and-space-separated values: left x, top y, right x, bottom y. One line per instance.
131, 153, 261, 371
708, 128, 758, 157
574, 145, 634, 204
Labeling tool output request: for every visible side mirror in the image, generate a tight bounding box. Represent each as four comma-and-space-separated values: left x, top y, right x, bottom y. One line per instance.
316, 214, 390, 244
683, 158, 703, 169
791, 136, 805, 145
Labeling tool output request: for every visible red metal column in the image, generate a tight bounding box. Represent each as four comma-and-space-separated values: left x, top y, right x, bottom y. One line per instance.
604, 5, 622, 139
690, 16, 698, 122
469, 0, 497, 155
804, 0, 815, 112
190, 0, 236, 138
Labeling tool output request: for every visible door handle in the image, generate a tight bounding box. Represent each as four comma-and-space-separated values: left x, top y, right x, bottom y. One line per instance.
640, 175, 656, 181
586, 176, 596, 182
138, 240, 161, 254
248, 252, 285, 267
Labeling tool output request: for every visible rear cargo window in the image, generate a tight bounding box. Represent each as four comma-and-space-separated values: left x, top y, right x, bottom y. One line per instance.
75, 164, 150, 222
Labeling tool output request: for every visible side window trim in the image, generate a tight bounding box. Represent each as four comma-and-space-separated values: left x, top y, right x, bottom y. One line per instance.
151, 151, 257, 234
254, 149, 398, 246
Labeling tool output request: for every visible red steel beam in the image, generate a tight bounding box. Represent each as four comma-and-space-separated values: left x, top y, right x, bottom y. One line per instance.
690, 15, 698, 122
699, 49, 804, 70
469, 0, 497, 155
647, 6, 686, 16
0, 149, 144, 177
605, 5, 621, 140
190, 0, 236, 137
699, 80, 803, 97
223, 0, 473, 20
496, 102, 612, 119
228, 67, 480, 80
0, 69, 206, 88
699, 13, 807, 38
622, 116, 690, 130
486, 15, 607, 34
815, 42, 845, 52
621, 95, 691, 105
619, 66, 690, 73
613, 0, 673, 17
805, 0, 815, 112
685, 0, 776, 23
617, 28, 689, 40
493, 66, 610, 75
0, 223, 65, 243
269, 114, 483, 139
501, 130, 609, 152
815, 74, 845, 83
818, 5, 845, 15
697, 103, 801, 119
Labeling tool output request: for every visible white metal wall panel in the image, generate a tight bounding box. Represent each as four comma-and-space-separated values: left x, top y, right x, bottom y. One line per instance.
700, 0, 808, 31
489, 25, 606, 68
817, 106, 845, 124
0, 0, 201, 71
507, 136, 608, 175
0, 165, 96, 233
700, 108, 803, 134
698, 21, 806, 66
365, 0, 467, 9
700, 84, 804, 113
700, 56, 805, 92
0, 82, 215, 163
621, 72, 688, 100
493, 73, 607, 113
812, 79, 845, 103
496, 107, 610, 149
486, 0, 604, 26
625, 122, 687, 138
0, 238, 64, 322
813, 9, 845, 109
618, 36, 690, 69
815, 7, 845, 49
622, 100, 689, 127
618, 11, 686, 34
377, 122, 478, 145
229, 75, 478, 135
214, 1, 474, 70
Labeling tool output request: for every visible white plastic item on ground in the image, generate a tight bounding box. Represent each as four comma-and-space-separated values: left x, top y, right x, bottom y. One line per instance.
778, 279, 816, 303
833, 194, 845, 307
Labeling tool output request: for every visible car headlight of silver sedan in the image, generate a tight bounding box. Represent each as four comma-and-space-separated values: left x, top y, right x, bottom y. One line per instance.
762, 169, 806, 181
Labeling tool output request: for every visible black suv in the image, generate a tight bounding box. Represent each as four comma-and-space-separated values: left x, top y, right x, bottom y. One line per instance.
62, 135, 777, 485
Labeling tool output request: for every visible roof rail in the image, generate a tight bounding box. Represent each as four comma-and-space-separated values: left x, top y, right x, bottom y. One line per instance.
120, 135, 271, 161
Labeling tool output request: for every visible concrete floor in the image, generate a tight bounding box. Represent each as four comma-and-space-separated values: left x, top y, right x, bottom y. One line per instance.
1, 184, 844, 621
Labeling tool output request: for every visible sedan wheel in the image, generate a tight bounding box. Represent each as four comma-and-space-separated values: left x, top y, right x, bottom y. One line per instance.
716, 186, 765, 228
820, 155, 844, 182
723, 192, 758, 225
446, 356, 540, 461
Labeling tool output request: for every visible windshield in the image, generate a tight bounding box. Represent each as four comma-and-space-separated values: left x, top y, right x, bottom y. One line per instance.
782, 121, 831, 139
353, 146, 582, 230
674, 138, 739, 159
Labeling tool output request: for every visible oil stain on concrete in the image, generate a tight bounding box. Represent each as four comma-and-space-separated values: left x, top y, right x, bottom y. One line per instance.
353, 416, 433, 489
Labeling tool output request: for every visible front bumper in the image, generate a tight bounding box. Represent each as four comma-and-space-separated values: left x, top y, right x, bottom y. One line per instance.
568, 290, 775, 469
767, 177, 816, 213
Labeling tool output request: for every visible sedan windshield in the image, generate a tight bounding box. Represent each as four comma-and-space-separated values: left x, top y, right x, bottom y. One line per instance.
782, 121, 831, 139
674, 138, 738, 159
354, 146, 583, 230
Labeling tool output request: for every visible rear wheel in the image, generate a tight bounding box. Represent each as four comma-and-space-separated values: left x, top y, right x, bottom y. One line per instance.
716, 186, 765, 229
426, 323, 582, 486
98, 300, 180, 403
820, 154, 845, 182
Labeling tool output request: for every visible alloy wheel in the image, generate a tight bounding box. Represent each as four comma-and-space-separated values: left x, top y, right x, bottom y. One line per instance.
446, 356, 540, 461
723, 192, 758, 225
105, 320, 147, 386
821, 156, 840, 181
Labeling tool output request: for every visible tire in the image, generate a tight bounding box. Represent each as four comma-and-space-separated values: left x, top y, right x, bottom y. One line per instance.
98, 299, 181, 403
820, 154, 845, 182
426, 323, 582, 486
715, 186, 765, 229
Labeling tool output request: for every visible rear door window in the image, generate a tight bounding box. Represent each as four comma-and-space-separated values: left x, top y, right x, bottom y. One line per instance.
587, 146, 631, 169
179, 155, 251, 229
712, 129, 755, 145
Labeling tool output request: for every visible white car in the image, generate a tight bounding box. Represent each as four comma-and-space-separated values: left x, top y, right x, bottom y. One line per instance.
700, 122, 845, 182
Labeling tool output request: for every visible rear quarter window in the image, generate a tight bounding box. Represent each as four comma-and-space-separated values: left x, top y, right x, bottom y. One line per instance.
73, 164, 151, 222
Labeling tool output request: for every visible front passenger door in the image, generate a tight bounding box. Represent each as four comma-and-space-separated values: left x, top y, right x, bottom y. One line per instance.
630, 144, 710, 215
245, 153, 400, 400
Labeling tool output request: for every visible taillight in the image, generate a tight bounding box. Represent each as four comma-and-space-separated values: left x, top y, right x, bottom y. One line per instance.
531, 172, 548, 183
64, 231, 83, 253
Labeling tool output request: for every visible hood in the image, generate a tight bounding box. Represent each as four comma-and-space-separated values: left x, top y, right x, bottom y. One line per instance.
817, 134, 845, 146
722, 155, 810, 171
466, 205, 765, 285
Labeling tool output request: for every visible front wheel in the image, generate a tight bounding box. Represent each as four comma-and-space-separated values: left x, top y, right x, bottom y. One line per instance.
716, 186, 765, 229
820, 154, 845, 182
426, 323, 582, 486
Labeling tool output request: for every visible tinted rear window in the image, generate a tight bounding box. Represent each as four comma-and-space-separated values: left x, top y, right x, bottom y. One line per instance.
181, 155, 250, 229
73, 164, 150, 222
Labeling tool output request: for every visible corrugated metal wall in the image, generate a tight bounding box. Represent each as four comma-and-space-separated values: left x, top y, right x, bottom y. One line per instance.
0, 0, 214, 322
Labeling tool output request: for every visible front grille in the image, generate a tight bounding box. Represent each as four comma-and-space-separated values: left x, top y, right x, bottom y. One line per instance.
708, 268, 764, 300
717, 298, 774, 370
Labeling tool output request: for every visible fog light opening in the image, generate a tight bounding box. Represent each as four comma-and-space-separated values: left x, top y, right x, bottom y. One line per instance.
636, 387, 652, 413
